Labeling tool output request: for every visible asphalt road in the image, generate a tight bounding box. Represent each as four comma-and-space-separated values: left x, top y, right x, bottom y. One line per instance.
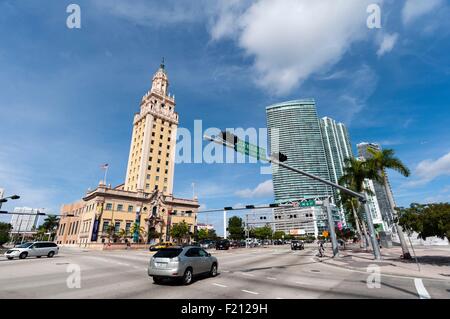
0, 246, 449, 299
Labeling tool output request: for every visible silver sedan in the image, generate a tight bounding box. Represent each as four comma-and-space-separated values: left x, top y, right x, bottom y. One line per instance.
148, 246, 218, 285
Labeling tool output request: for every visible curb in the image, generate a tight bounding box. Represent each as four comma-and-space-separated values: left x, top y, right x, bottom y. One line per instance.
314, 256, 449, 281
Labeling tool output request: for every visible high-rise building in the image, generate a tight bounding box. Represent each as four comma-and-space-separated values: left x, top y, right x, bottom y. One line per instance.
125, 60, 178, 195
357, 142, 395, 232
56, 61, 199, 246
266, 99, 333, 202
10, 207, 41, 233
320, 117, 354, 225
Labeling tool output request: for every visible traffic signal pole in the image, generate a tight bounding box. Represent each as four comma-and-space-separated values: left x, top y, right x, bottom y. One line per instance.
204, 133, 382, 260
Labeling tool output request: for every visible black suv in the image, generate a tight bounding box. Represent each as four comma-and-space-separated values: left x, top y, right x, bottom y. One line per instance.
215, 239, 230, 250
291, 240, 304, 250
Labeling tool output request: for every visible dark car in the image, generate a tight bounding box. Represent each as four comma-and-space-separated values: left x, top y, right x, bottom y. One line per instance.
273, 239, 283, 245
291, 240, 304, 250
215, 239, 230, 250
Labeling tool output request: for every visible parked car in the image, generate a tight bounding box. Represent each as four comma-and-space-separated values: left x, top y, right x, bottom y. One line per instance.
4, 241, 59, 260
215, 239, 230, 250
273, 239, 283, 245
148, 246, 218, 285
291, 240, 305, 250
149, 242, 176, 252
199, 240, 215, 249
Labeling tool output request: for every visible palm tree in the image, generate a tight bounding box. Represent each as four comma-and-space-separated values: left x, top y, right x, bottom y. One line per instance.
41, 215, 60, 240
367, 148, 412, 259
130, 223, 145, 243
118, 229, 129, 243
339, 157, 379, 249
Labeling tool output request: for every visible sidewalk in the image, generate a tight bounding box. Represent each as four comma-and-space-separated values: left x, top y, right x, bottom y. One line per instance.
316, 244, 450, 280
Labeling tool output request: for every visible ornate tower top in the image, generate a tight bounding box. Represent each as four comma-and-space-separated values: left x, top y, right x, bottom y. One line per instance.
151, 58, 169, 96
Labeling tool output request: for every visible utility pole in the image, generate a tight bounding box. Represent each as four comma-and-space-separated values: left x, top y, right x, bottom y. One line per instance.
204, 133, 382, 260
324, 197, 339, 257
223, 209, 227, 240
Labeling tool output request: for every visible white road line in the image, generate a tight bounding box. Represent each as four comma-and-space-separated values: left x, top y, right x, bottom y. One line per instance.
267, 277, 277, 280
222, 270, 230, 273
240, 272, 255, 277
414, 278, 431, 299
212, 283, 227, 288
276, 297, 283, 299
242, 289, 259, 295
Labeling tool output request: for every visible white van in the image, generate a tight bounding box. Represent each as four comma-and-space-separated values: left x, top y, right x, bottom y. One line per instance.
4, 242, 59, 260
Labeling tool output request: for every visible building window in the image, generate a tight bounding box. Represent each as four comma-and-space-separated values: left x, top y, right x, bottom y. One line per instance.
164, 178, 168, 183
154, 185, 158, 190
147, 174, 150, 179
157, 167, 160, 172
159, 143, 162, 147
105, 203, 112, 211
125, 222, 131, 234
165, 169, 168, 174
163, 187, 167, 192
146, 184, 150, 189
155, 176, 159, 181
157, 159, 161, 164
160, 135, 163, 139
128, 205, 133, 212
148, 165, 151, 170
102, 221, 109, 232
152, 132, 155, 137
115, 222, 121, 233
151, 141, 154, 145
117, 204, 123, 211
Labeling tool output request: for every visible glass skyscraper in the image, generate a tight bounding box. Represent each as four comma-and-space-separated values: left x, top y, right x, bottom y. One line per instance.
266, 99, 333, 202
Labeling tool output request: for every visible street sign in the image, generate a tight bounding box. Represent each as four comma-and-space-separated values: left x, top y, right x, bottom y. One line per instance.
235, 140, 267, 161
322, 231, 329, 238
298, 199, 316, 207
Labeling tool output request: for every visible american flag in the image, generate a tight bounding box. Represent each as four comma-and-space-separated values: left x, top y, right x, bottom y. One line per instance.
100, 163, 109, 169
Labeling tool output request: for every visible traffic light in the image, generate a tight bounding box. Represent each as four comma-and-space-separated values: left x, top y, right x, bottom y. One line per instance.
272, 152, 288, 162
221, 131, 238, 146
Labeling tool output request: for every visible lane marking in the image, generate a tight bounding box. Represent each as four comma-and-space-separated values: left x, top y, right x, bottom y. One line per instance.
222, 270, 230, 273
240, 272, 255, 277
276, 297, 283, 299
242, 289, 259, 295
414, 278, 431, 299
267, 277, 277, 280
212, 283, 227, 288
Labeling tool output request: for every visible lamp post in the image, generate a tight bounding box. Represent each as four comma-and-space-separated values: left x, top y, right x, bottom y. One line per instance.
0, 194, 20, 210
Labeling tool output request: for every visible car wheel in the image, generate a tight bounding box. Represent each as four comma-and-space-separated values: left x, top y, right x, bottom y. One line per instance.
36, 256, 42, 258
182, 268, 193, 285
7, 257, 13, 260
47, 251, 55, 258
19, 252, 27, 259
210, 263, 218, 277
153, 276, 163, 285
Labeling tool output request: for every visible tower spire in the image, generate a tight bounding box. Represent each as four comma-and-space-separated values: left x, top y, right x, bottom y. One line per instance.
160, 57, 165, 70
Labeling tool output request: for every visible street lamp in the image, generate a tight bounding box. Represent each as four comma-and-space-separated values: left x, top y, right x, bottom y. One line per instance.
0, 194, 20, 209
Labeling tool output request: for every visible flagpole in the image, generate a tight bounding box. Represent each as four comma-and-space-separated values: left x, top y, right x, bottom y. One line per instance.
104, 165, 109, 185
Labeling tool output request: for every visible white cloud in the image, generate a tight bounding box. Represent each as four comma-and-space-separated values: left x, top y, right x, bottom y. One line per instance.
402, 0, 444, 25
409, 151, 450, 186
235, 180, 273, 198
377, 33, 399, 57
211, 0, 378, 94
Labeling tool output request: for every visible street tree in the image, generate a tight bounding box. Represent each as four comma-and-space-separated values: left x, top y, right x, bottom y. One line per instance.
398, 203, 450, 241
339, 157, 379, 248
228, 216, 245, 240
130, 223, 146, 243
0, 222, 12, 246
170, 221, 190, 244
272, 231, 285, 240
367, 148, 411, 259
253, 226, 273, 240
41, 215, 60, 240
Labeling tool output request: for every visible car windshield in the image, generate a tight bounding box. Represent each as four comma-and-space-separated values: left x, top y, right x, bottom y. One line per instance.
154, 248, 183, 258
16, 242, 33, 248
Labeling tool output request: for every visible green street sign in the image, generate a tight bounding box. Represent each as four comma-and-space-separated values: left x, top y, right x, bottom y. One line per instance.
299, 200, 316, 207
235, 140, 267, 161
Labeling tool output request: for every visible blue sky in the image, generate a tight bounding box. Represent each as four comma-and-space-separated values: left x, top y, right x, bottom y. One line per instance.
1, 0, 449, 235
